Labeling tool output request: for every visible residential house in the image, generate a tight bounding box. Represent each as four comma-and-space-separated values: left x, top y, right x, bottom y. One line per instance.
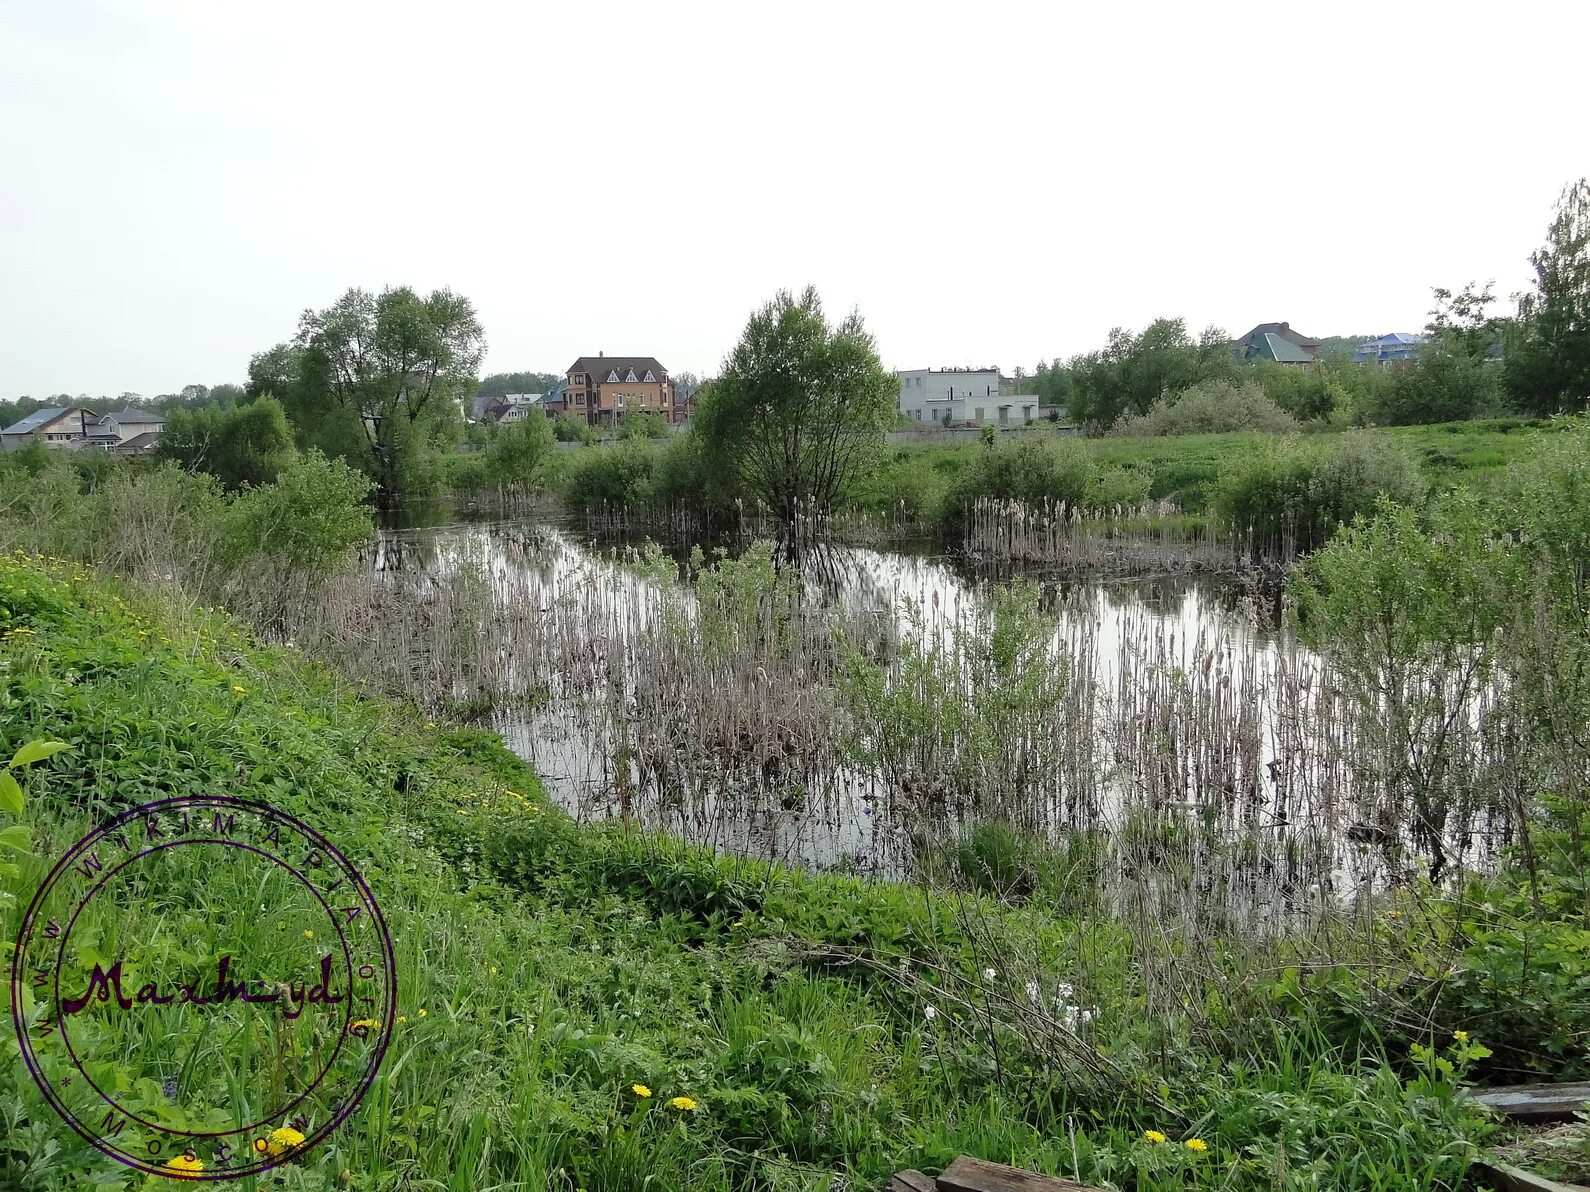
1232, 322, 1321, 367
564, 354, 675, 426
542, 378, 569, 417
87, 406, 164, 448
897, 367, 1035, 426
1353, 333, 1425, 365
111, 431, 161, 456
1, 406, 98, 450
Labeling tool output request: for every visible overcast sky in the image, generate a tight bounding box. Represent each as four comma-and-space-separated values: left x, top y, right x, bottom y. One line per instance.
2, 0, 1586, 398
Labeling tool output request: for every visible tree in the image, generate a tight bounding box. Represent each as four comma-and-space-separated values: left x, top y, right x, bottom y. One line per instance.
694, 287, 896, 531
1507, 179, 1590, 415
1065, 319, 1235, 430
475, 371, 562, 401
291, 286, 485, 503
156, 396, 295, 489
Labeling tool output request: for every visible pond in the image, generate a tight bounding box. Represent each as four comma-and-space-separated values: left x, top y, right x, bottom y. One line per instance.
347, 513, 1512, 901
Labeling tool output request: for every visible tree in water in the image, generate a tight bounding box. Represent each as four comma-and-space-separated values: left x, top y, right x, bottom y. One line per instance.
288, 286, 484, 505
695, 286, 895, 555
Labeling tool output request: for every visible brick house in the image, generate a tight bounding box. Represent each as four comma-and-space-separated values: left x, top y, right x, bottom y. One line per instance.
564, 354, 675, 426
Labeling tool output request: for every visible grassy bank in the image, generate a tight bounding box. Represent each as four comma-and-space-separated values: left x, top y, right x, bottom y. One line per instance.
1, 552, 1560, 1190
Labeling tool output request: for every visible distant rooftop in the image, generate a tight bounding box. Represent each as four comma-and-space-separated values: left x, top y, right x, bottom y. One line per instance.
1, 407, 86, 435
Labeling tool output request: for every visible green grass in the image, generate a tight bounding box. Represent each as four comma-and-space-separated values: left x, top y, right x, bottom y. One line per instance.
851, 419, 1555, 523
0, 554, 1510, 1190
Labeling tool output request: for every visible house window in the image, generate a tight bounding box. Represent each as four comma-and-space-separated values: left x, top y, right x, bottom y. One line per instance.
643, 370, 655, 383
975, 408, 985, 423
607, 370, 619, 382
625, 368, 638, 382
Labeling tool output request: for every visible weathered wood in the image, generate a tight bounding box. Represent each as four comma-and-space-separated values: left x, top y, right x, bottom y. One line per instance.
935, 1155, 1102, 1192
884, 1171, 936, 1192
1471, 1158, 1590, 1192
1468, 1082, 1590, 1122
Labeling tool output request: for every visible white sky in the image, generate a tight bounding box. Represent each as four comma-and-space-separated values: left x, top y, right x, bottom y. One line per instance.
2, 0, 1586, 398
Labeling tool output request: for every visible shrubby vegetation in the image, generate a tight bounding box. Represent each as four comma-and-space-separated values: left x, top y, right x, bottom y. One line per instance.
1214, 431, 1425, 555
1112, 378, 1297, 437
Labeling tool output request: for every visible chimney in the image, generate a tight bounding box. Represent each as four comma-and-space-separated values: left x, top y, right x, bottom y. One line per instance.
599, 350, 604, 357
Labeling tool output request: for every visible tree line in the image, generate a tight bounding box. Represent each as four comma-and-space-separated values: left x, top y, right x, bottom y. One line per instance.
1018, 178, 1590, 432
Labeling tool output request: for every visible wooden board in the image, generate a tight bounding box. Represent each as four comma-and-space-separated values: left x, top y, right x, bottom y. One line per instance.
884, 1172, 936, 1192
935, 1155, 1103, 1192
1471, 1158, 1590, 1192
1468, 1082, 1590, 1123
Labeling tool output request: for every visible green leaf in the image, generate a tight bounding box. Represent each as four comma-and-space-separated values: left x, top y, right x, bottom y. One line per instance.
0, 824, 27, 852
0, 770, 21, 815
10, 740, 71, 769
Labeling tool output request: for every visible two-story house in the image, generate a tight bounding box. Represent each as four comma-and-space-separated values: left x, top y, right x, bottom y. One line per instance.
897, 367, 1033, 426
564, 354, 674, 426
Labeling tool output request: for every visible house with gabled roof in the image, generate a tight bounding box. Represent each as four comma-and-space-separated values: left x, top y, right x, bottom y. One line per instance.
1, 406, 98, 450
564, 353, 676, 426
1232, 322, 1321, 367
1353, 332, 1426, 365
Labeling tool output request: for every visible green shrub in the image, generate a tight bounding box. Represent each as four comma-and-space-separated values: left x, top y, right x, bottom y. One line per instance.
1215, 431, 1423, 554
941, 438, 1095, 531
561, 442, 656, 513
1113, 379, 1297, 437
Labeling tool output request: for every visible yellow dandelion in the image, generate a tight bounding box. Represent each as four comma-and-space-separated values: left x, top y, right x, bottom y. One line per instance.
303, 930, 315, 940
351, 1018, 381, 1033
397, 1014, 408, 1024
490, 966, 498, 976
417, 1008, 427, 1017
1185, 1138, 1208, 1153
632, 1083, 652, 1098
1144, 1129, 1167, 1144
232, 684, 246, 694
1453, 1030, 1469, 1043
165, 1153, 205, 1173
667, 1096, 698, 1111
266, 1125, 306, 1156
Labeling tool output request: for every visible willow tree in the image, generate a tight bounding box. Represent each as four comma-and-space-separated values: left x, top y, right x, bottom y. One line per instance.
696, 286, 895, 535
292, 286, 484, 504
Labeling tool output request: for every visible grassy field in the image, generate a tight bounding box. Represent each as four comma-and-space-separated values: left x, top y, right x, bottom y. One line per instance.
0, 551, 1554, 1190
849, 418, 1558, 522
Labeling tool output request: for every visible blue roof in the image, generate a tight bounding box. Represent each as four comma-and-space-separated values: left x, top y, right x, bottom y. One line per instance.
1, 407, 72, 435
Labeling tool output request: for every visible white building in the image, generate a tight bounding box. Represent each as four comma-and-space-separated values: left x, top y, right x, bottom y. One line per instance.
897, 367, 1037, 426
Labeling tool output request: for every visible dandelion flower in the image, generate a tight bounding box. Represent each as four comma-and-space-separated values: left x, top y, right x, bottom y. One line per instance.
923, 1005, 937, 1022
266, 1126, 306, 1156
1185, 1138, 1208, 1153
1144, 1130, 1167, 1144
165, 1154, 205, 1173
417, 1008, 427, 1017
351, 1018, 381, 1034
1453, 1030, 1469, 1043
303, 930, 314, 940
232, 685, 246, 694
632, 1083, 652, 1098
667, 1096, 698, 1111
490, 966, 498, 976
396, 1015, 408, 1024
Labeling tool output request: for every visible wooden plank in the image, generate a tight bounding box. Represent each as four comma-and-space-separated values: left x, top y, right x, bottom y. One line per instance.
935, 1155, 1102, 1192
1468, 1082, 1590, 1122
884, 1172, 936, 1192
1471, 1158, 1590, 1192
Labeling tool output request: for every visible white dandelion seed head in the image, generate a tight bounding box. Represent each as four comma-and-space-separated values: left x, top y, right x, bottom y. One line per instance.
923, 1004, 937, 1022
982, 968, 997, 981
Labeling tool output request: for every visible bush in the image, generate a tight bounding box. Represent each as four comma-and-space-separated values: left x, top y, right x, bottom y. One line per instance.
620, 412, 670, 440
1215, 431, 1423, 554
1113, 378, 1297, 437
941, 438, 1095, 531
1367, 353, 1509, 426
483, 413, 555, 487
553, 413, 599, 444
560, 442, 655, 513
